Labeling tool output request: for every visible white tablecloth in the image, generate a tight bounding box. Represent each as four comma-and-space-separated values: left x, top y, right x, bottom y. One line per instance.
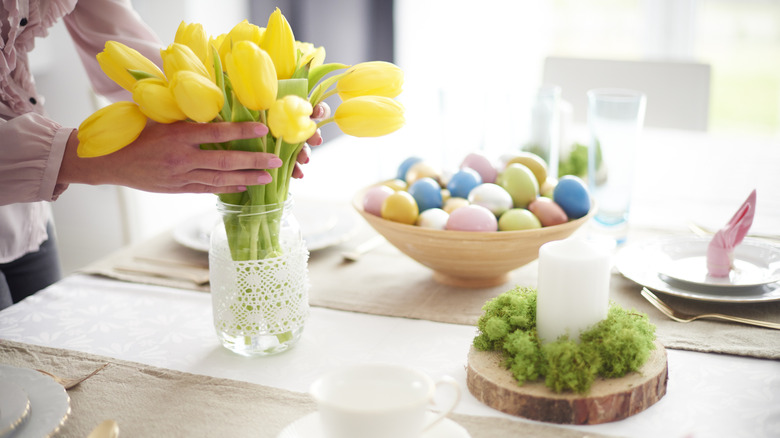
1, 274, 779, 438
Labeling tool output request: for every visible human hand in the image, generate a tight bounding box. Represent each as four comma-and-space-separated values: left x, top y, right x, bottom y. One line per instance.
60, 121, 281, 194
292, 102, 331, 179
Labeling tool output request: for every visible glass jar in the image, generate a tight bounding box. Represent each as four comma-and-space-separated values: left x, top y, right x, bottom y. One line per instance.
209, 197, 309, 356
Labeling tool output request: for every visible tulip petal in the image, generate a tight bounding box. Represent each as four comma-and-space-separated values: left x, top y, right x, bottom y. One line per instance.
334, 96, 405, 137
77, 101, 147, 157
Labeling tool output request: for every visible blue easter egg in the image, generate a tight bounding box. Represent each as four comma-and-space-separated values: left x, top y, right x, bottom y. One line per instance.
447, 168, 483, 199
552, 175, 591, 219
397, 156, 423, 181
408, 177, 443, 212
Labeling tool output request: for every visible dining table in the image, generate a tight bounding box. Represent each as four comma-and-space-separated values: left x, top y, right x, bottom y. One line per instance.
1, 126, 779, 438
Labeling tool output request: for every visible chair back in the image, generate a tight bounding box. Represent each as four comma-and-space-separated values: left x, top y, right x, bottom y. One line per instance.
543, 56, 711, 131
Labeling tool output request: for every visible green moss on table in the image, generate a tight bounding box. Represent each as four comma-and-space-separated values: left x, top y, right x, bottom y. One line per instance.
473, 286, 656, 394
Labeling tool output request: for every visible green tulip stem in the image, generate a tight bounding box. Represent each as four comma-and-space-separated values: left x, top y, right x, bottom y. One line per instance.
316, 117, 335, 129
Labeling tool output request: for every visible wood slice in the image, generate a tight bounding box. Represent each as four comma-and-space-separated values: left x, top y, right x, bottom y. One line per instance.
466, 340, 668, 425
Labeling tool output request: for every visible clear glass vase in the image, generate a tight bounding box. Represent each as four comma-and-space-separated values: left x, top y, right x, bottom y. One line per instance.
209, 197, 309, 356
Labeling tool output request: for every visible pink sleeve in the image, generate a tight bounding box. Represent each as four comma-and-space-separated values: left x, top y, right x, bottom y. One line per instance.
0, 113, 73, 205
62, 0, 163, 102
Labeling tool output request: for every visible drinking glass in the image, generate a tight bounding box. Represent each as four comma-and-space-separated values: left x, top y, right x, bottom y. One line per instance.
586, 89, 646, 243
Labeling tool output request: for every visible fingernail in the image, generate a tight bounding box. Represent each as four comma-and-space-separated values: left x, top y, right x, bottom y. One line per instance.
254, 124, 269, 136
268, 157, 283, 168
258, 173, 272, 184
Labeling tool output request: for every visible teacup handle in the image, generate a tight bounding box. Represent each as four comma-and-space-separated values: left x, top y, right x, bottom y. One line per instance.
422, 375, 461, 433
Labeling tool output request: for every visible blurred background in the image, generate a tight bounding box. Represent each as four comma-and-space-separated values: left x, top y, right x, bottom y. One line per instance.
29, 0, 780, 274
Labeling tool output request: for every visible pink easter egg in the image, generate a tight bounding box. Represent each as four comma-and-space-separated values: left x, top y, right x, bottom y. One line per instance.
528, 197, 568, 227
460, 152, 498, 184
363, 185, 395, 216
446, 204, 498, 232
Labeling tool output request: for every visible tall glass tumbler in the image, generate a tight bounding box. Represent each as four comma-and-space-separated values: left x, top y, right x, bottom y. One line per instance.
586, 89, 646, 242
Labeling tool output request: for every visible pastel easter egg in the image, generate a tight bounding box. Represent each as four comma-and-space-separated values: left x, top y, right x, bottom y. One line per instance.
416, 208, 449, 230
363, 185, 394, 216
504, 152, 548, 187
397, 156, 422, 180
443, 197, 470, 214
540, 177, 557, 199
408, 177, 443, 211
528, 197, 568, 226
441, 189, 451, 203
446, 204, 498, 232
382, 178, 407, 191
553, 175, 591, 219
498, 208, 542, 231
447, 168, 482, 199
499, 163, 539, 208
467, 183, 513, 216
405, 161, 441, 186
381, 191, 419, 225
460, 152, 498, 183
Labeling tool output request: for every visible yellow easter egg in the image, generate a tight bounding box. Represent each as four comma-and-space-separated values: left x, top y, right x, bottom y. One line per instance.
505, 152, 548, 187
381, 191, 419, 225
382, 178, 408, 191
405, 161, 441, 186
442, 197, 470, 214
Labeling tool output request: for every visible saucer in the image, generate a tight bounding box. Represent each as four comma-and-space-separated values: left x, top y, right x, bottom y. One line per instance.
277, 412, 471, 438
0, 381, 31, 436
0, 365, 70, 438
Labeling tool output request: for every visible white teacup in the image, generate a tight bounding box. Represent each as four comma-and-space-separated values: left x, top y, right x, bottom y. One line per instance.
309, 363, 461, 438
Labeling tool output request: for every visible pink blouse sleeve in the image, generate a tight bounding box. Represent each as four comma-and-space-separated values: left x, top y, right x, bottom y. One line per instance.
0, 113, 73, 205
63, 0, 163, 101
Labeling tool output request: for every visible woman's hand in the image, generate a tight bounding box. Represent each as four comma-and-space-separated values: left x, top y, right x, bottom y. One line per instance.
292, 102, 330, 179
59, 121, 281, 194
57, 102, 331, 194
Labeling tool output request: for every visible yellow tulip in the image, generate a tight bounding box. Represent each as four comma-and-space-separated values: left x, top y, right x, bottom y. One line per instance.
132, 78, 187, 123
170, 70, 224, 123
161, 43, 211, 80
219, 20, 264, 66
225, 41, 277, 111
261, 8, 296, 79
337, 61, 404, 101
174, 22, 209, 66
211, 33, 228, 70
77, 101, 147, 157
296, 41, 325, 69
96, 41, 165, 92
267, 95, 316, 143
334, 96, 405, 137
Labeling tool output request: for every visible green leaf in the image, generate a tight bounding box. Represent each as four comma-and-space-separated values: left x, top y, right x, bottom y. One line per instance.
308, 72, 347, 107
212, 46, 231, 122
307, 63, 349, 93
277, 78, 308, 99
127, 69, 159, 81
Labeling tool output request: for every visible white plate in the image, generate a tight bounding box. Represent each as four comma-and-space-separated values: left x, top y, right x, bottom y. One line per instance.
173, 200, 358, 253
0, 381, 30, 437
277, 412, 471, 438
658, 236, 780, 287
616, 237, 780, 303
0, 365, 70, 438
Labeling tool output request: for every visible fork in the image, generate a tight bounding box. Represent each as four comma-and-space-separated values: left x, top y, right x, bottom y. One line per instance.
36, 363, 110, 389
640, 288, 780, 330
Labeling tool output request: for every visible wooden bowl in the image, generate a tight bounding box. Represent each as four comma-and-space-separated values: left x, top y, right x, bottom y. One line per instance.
352, 186, 595, 288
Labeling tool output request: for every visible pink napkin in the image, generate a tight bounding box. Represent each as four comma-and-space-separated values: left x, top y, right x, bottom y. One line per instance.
706, 189, 757, 277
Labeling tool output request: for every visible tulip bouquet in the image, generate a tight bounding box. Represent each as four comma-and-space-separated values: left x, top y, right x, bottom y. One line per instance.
78, 8, 405, 262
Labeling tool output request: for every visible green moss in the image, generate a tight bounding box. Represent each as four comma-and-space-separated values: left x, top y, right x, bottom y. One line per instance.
472, 286, 656, 394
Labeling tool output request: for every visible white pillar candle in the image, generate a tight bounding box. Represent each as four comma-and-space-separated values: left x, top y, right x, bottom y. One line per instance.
536, 237, 612, 343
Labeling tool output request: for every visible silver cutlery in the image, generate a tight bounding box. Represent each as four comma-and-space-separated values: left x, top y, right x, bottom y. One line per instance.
641, 288, 780, 330
36, 363, 109, 390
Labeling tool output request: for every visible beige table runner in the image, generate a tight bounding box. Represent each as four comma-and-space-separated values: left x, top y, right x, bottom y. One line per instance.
80, 228, 780, 360
306, 238, 780, 360
0, 340, 616, 438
